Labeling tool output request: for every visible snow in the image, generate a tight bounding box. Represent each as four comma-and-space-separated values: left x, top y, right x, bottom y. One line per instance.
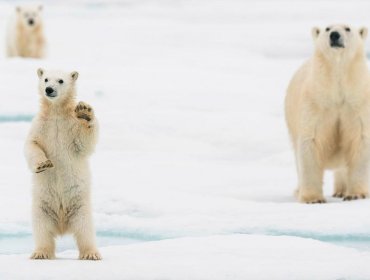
1, 0, 370, 279
2, 235, 370, 280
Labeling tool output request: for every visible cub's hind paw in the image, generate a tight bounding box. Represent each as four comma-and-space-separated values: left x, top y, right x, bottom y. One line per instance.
306, 198, 326, 204
75, 101, 94, 122
30, 250, 54, 260
79, 250, 102, 261
298, 191, 326, 204
35, 160, 53, 173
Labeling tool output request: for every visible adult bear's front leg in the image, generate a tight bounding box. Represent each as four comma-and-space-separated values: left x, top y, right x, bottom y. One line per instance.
344, 135, 370, 201
296, 137, 325, 203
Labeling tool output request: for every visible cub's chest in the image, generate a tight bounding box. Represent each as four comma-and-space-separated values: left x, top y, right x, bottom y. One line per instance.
40, 117, 77, 146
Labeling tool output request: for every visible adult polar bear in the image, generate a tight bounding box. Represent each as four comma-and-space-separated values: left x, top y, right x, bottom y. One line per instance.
6, 5, 46, 58
25, 69, 101, 260
285, 24, 370, 203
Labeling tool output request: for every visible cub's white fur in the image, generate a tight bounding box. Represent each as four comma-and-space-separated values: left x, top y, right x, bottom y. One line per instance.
6, 5, 46, 58
25, 68, 101, 260
285, 24, 370, 203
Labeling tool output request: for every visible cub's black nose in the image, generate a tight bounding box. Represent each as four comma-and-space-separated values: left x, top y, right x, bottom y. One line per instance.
330, 31, 340, 41
28, 19, 34, 26
45, 87, 54, 94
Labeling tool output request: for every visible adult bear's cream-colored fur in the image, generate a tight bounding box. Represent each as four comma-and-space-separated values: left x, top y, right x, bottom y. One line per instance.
285, 24, 370, 203
25, 68, 101, 260
6, 5, 46, 58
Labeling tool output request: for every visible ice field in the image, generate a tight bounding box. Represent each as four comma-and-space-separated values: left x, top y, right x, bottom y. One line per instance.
2, 0, 370, 279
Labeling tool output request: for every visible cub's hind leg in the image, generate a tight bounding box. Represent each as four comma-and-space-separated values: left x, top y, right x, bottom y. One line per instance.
31, 203, 58, 259
69, 204, 101, 260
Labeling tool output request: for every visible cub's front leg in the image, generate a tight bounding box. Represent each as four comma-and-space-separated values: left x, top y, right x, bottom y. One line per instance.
73, 101, 98, 155
25, 140, 54, 174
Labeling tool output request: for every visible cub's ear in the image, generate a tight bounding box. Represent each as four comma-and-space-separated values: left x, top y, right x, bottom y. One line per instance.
71, 71, 79, 81
37, 68, 44, 78
311, 27, 320, 40
38, 5, 43, 11
359, 27, 368, 40
16, 6, 21, 13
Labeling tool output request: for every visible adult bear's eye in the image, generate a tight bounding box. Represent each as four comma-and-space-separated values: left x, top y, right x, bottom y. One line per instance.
345, 27, 351, 32
44, 78, 48, 82
326, 27, 330, 32
58, 80, 64, 84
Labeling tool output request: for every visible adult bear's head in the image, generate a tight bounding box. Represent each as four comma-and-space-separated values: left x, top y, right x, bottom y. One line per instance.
311, 24, 367, 60
16, 5, 43, 29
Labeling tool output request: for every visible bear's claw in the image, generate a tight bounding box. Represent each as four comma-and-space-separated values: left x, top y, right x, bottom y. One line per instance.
79, 251, 102, 261
333, 192, 344, 198
306, 199, 326, 204
35, 159, 53, 173
343, 194, 367, 201
30, 251, 54, 260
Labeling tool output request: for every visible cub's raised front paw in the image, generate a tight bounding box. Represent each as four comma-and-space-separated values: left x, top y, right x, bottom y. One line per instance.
75, 101, 94, 123
35, 160, 53, 173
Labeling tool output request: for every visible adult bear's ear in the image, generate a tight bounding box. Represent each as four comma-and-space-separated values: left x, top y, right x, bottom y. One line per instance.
16, 6, 21, 13
311, 27, 320, 40
71, 71, 79, 81
37, 68, 44, 78
38, 5, 43, 11
359, 27, 368, 40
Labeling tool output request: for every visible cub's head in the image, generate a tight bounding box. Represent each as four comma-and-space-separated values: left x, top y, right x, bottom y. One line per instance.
312, 24, 368, 59
16, 5, 43, 29
37, 69, 79, 103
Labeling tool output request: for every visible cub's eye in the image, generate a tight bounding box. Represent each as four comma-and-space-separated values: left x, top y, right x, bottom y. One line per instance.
326, 27, 330, 32
58, 80, 64, 84
345, 27, 351, 32
44, 78, 48, 82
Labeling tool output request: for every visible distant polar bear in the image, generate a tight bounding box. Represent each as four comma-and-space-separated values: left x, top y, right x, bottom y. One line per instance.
6, 5, 46, 58
25, 68, 101, 260
285, 24, 370, 203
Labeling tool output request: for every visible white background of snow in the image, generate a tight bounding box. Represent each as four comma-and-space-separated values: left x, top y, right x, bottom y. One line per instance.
1, 0, 370, 279
3, 235, 370, 280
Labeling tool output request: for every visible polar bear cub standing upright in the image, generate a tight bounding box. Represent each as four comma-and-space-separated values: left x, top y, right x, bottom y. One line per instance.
25, 68, 101, 260
285, 24, 370, 203
6, 5, 46, 58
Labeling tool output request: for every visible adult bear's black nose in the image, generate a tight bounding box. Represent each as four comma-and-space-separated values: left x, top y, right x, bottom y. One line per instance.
330, 31, 341, 41
45, 87, 54, 95
28, 19, 34, 26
